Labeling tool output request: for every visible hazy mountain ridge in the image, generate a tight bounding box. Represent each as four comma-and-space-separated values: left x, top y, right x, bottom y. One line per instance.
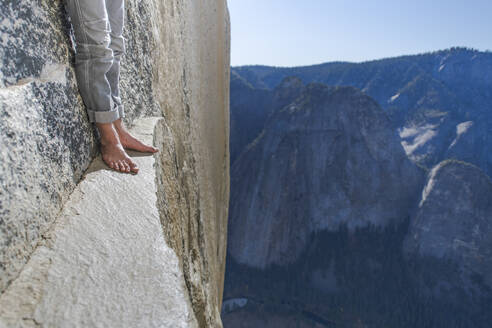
231, 47, 492, 177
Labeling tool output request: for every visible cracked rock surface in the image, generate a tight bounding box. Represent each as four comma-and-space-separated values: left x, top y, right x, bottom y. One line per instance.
0, 118, 198, 327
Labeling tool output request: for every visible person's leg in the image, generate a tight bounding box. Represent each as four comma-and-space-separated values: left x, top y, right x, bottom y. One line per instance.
65, 0, 119, 122
65, 0, 138, 173
104, 0, 125, 119
105, 0, 158, 154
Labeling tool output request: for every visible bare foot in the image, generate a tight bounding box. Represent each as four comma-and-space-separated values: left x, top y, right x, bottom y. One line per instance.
96, 122, 139, 174
113, 119, 159, 153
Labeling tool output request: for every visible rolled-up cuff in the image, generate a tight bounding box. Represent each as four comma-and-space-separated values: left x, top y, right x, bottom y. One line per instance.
87, 108, 121, 123
117, 104, 125, 119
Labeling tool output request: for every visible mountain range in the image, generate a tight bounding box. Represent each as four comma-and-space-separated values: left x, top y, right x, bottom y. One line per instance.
230, 47, 492, 177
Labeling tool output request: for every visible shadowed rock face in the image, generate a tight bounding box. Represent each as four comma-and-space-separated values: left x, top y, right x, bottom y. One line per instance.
228, 83, 423, 269
229, 71, 271, 165
404, 160, 492, 299
229, 75, 305, 165
445, 119, 492, 177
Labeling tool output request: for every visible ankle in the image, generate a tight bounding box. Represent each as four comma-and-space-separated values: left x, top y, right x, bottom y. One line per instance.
113, 118, 126, 132
96, 122, 120, 146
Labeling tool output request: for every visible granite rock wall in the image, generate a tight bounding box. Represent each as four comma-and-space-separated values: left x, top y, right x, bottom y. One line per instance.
0, 0, 230, 326
404, 160, 492, 301
228, 84, 423, 269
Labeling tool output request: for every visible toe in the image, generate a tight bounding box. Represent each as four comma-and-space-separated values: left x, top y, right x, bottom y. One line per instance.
109, 161, 116, 169
129, 159, 139, 174
113, 161, 120, 171
143, 144, 158, 153
123, 161, 131, 173
117, 160, 125, 172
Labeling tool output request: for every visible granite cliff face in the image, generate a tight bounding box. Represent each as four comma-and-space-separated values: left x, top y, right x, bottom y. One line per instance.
228, 82, 423, 269
404, 160, 492, 301
229, 74, 304, 165
0, 1, 230, 327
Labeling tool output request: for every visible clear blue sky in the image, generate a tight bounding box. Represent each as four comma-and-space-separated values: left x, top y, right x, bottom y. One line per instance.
228, 0, 492, 67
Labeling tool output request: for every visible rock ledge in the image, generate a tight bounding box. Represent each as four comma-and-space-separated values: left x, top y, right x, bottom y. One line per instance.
0, 117, 199, 328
